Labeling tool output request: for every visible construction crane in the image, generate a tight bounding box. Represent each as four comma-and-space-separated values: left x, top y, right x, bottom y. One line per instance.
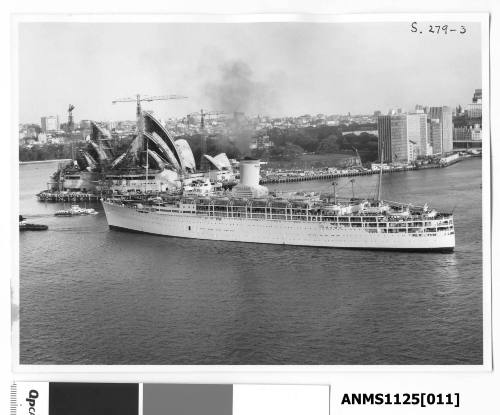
67, 104, 75, 132
112, 93, 188, 160
112, 94, 188, 133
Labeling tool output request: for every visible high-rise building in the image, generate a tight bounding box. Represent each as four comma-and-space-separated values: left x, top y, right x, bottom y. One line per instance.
466, 103, 482, 118
472, 88, 482, 103
407, 112, 430, 156
40, 116, 60, 133
441, 106, 453, 153
390, 115, 409, 163
388, 113, 431, 163
377, 115, 392, 162
428, 106, 453, 154
428, 117, 442, 154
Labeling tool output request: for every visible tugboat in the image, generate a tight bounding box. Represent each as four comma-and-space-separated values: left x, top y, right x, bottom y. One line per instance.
19, 215, 48, 231
54, 205, 98, 217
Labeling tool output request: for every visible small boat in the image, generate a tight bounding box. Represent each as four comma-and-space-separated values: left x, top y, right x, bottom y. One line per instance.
54, 209, 73, 217
54, 204, 98, 217
20, 222, 48, 231
19, 216, 48, 231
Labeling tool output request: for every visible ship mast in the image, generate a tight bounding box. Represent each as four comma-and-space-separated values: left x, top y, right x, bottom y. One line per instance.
350, 178, 355, 199
377, 138, 384, 202
145, 134, 149, 194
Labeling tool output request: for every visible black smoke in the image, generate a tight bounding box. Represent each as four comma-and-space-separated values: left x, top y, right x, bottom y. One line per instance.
202, 60, 279, 115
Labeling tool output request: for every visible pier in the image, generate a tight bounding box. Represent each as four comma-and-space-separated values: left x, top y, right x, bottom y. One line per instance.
259, 154, 475, 184
37, 191, 102, 203
260, 164, 434, 184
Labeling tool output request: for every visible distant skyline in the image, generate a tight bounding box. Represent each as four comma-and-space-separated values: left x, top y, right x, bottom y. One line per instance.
18, 21, 482, 124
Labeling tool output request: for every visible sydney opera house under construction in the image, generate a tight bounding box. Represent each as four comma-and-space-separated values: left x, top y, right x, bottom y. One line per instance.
52, 110, 234, 195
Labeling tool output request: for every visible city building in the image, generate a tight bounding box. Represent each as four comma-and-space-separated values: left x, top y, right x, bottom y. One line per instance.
377, 115, 392, 162
428, 117, 443, 154
465, 89, 483, 118
408, 140, 418, 162
428, 106, 453, 154
452, 88, 483, 149
441, 106, 453, 153
454, 125, 482, 141
466, 103, 482, 118
471, 126, 482, 141
472, 88, 482, 103
249, 135, 274, 151
388, 113, 429, 163
390, 115, 409, 162
19, 124, 39, 143
407, 112, 431, 156
40, 116, 60, 133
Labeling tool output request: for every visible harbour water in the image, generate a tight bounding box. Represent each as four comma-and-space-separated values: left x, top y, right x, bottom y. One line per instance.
19, 158, 483, 365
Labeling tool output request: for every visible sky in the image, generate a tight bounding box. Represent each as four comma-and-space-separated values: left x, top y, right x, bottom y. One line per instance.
18, 21, 482, 124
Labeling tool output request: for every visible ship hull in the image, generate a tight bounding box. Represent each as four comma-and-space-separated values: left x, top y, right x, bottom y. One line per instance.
102, 201, 455, 251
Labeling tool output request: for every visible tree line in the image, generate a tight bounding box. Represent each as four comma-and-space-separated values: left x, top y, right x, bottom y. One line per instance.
19, 124, 380, 165
19, 139, 132, 163
253, 125, 379, 163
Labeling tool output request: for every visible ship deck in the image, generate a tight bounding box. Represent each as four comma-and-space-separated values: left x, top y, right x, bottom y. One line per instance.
103, 193, 454, 236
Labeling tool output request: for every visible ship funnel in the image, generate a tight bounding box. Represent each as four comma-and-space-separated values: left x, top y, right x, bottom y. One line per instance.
232, 158, 268, 198
239, 158, 261, 187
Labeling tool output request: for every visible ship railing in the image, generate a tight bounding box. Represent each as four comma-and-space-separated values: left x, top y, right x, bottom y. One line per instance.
126, 199, 454, 232
236, 210, 444, 233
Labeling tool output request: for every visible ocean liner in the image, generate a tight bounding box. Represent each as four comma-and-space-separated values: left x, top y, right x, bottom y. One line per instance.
102, 158, 455, 251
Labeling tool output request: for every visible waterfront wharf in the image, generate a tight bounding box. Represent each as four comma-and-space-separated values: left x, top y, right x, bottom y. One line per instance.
37, 191, 102, 203
260, 164, 436, 184
259, 156, 473, 184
